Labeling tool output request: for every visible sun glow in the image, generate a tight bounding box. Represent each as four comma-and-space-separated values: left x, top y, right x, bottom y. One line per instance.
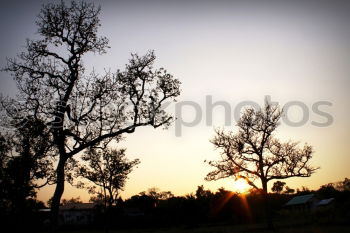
232, 178, 250, 193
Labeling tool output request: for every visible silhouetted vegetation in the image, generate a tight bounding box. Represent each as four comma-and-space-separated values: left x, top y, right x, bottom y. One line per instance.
1, 0, 180, 229
271, 181, 286, 193
76, 148, 140, 208
0, 1, 348, 233
1, 151, 350, 233
76, 147, 140, 232
49, 179, 350, 232
76, 179, 350, 232
0, 118, 54, 233
205, 101, 319, 228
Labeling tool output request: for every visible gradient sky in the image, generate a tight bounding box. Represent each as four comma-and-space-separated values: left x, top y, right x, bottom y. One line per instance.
0, 0, 349, 203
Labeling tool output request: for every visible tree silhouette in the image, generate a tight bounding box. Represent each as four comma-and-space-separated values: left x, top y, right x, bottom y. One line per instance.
61, 196, 82, 206
0, 118, 54, 232
142, 187, 175, 201
77, 148, 140, 209
205, 101, 318, 228
1, 1, 180, 229
195, 185, 213, 199
284, 186, 295, 194
335, 178, 350, 191
0, 118, 54, 211
271, 181, 286, 193
0, 133, 12, 212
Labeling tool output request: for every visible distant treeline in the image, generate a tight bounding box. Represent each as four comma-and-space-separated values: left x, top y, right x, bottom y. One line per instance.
95, 180, 350, 229
1, 179, 350, 232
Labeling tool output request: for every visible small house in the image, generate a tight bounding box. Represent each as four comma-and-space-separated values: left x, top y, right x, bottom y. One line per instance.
284, 194, 318, 211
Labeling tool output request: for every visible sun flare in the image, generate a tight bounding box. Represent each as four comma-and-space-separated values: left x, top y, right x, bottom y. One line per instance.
233, 178, 250, 193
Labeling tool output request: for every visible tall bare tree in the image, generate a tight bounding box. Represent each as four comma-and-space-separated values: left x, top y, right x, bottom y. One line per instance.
205, 102, 318, 227
1, 1, 180, 228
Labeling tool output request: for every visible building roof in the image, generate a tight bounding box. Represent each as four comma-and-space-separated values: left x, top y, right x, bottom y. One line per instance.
60, 203, 96, 210
38, 208, 51, 212
316, 198, 335, 206
285, 194, 315, 206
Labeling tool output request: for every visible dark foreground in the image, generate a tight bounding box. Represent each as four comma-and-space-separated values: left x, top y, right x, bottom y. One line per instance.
57, 222, 350, 233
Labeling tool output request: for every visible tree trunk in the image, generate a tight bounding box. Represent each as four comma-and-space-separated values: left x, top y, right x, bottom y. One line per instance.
262, 179, 274, 230
50, 156, 67, 232
105, 190, 114, 233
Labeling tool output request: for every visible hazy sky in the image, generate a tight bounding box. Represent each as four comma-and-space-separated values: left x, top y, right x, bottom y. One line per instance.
1, 0, 349, 203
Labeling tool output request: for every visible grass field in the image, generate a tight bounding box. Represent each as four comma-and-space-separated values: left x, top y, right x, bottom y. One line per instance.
62, 222, 350, 233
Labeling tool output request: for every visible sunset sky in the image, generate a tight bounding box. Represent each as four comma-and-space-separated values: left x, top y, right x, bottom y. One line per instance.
0, 0, 349, 203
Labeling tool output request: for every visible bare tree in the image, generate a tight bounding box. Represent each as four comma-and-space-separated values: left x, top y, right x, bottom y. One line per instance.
77, 148, 139, 233
205, 101, 318, 227
77, 148, 140, 209
1, 1, 180, 228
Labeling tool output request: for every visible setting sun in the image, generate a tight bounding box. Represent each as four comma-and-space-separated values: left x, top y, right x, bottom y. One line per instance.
233, 179, 251, 193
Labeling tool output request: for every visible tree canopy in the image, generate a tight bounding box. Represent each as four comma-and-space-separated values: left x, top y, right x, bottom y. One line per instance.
77, 148, 140, 208
1, 0, 181, 228
271, 181, 286, 193
206, 102, 318, 192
